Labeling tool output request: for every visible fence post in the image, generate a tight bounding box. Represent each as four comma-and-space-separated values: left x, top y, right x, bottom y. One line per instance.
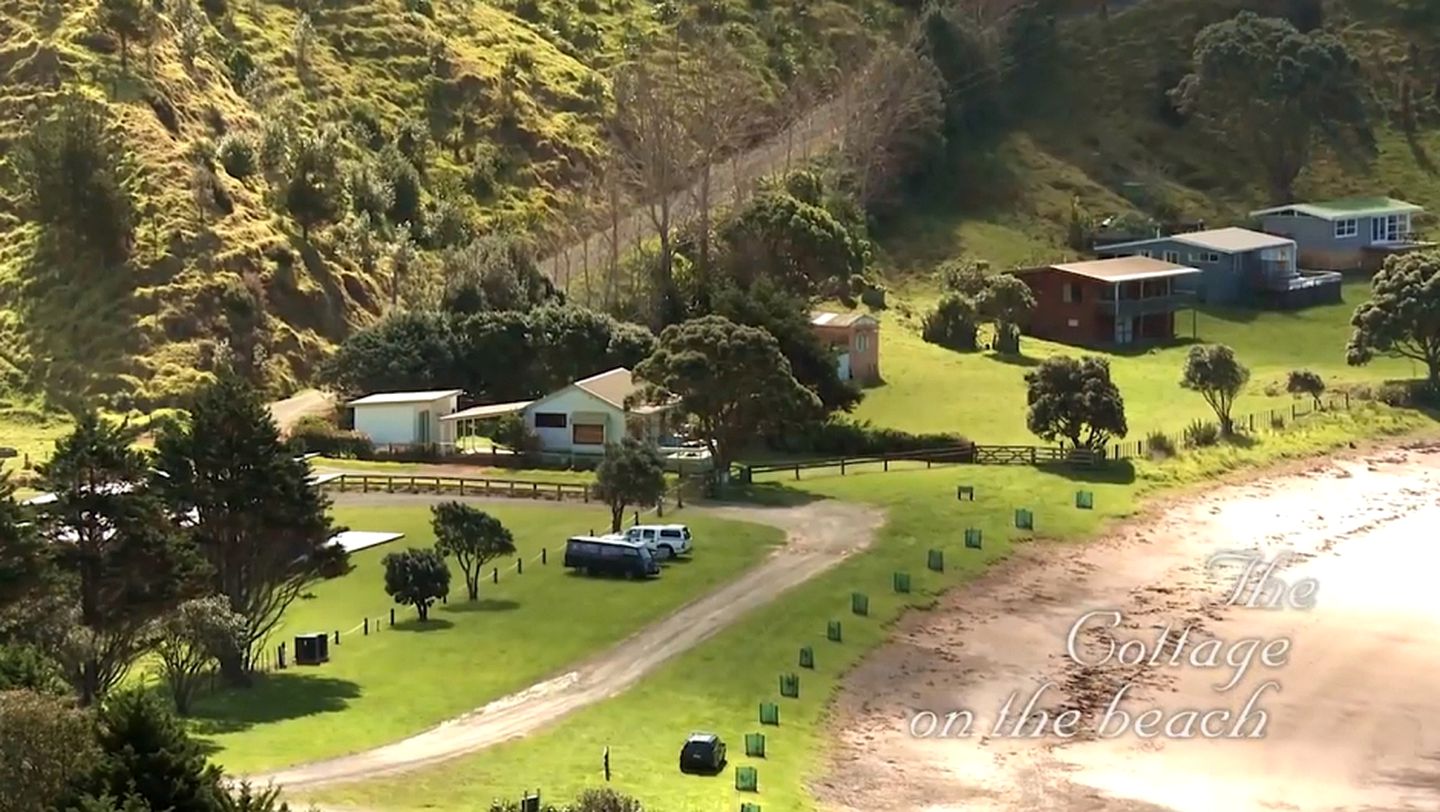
794, 464, 800, 481
557, 483, 563, 500
657, 497, 664, 517
1345, 391, 1350, 410
841, 458, 846, 476
493, 567, 499, 584
1249, 413, 1254, 432
390, 608, 395, 626
542, 547, 547, 565
883, 453, 889, 472
583, 485, 589, 503
364, 618, 369, 635
459, 478, 465, 496
517, 558, 523, 575
1292, 403, 1297, 419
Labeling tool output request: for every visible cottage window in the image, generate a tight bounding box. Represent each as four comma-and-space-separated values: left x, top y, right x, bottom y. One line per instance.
1061, 282, 1074, 303
1137, 249, 1153, 258
1114, 318, 1134, 344
1334, 218, 1358, 238
1163, 250, 1181, 264
1372, 213, 1409, 243
534, 412, 567, 428
1197, 252, 1221, 264
573, 423, 605, 445
1067, 318, 1080, 328
856, 333, 868, 352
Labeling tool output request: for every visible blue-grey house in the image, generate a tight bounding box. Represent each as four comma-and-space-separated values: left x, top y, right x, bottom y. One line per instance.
1095, 227, 1341, 308
1250, 197, 1430, 273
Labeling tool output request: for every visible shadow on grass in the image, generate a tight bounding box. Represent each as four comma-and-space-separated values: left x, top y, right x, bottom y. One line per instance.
1036, 459, 1138, 485
392, 617, 455, 632
189, 673, 362, 736
988, 351, 1042, 367
441, 598, 520, 614
705, 482, 823, 507
1104, 336, 1204, 358
1200, 305, 1262, 324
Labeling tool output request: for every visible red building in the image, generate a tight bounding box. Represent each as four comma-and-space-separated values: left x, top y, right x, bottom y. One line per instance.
1013, 257, 1202, 347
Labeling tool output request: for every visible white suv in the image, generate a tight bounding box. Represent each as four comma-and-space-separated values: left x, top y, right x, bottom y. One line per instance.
613, 524, 693, 559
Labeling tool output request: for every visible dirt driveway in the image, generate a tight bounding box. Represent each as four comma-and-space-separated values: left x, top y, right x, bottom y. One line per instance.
816, 443, 1440, 812
250, 498, 882, 790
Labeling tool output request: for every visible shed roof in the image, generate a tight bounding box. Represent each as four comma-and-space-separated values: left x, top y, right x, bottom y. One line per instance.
327, 531, 404, 554
347, 389, 463, 407
1101, 227, 1293, 254
810, 311, 877, 328
1250, 196, 1423, 221
440, 400, 535, 422
1042, 256, 1202, 283
574, 367, 638, 408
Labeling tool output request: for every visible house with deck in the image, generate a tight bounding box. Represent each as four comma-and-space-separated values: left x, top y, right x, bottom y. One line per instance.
1094, 226, 1341, 308
346, 389, 462, 446
1251, 196, 1431, 272
1013, 257, 1201, 347
810, 311, 880, 384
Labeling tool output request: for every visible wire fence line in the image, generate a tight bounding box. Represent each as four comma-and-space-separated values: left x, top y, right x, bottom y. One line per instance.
1108, 392, 1355, 460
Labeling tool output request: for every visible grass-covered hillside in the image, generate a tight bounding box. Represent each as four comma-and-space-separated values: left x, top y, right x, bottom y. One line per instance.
0, 0, 900, 410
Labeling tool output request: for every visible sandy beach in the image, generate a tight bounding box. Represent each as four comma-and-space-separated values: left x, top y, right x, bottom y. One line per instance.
816, 442, 1440, 812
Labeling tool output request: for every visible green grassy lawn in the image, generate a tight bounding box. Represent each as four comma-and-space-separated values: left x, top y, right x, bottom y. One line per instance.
186, 502, 783, 774
849, 279, 1412, 444
307, 405, 1434, 812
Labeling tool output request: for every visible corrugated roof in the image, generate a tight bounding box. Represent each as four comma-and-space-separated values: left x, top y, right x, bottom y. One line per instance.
1046, 257, 1202, 282
440, 400, 535, 422
347, 389, 463, 407
575, 368, 638, 408
810, 311, 875, 328
1173, 227, 1294, 252
1251, 196, 1422, 221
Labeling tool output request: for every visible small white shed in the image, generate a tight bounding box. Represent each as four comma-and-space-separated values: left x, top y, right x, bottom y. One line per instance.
347, 389, 462, 446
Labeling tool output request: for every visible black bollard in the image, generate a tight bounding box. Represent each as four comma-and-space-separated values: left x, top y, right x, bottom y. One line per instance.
390, 608, 395, 626
334, 630, 339, 645
517, 558, 523, 575
364, 618, 369, 635
542, 547, 547, 565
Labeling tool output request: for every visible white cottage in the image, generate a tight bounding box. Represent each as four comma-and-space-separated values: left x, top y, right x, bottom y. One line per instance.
442, 368, 675, 455
347, 389, 462, 446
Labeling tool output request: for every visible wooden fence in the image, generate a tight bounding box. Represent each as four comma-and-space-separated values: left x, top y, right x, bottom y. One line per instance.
733, 443, 1099, 482
323, 473, 593, 501
1107, 392, 1354, 461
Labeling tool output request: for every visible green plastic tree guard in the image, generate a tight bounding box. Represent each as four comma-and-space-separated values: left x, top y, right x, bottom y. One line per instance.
927, 549, 944, 572
744, 733, 766, 757
735, 766, 759, 792
893, 572, 911, 593
1076, 490, 1094, 509
779, 673, 799, 698
1015, 509, 1034, 530
799, 645, 814, 669
826, 620, 842, 642
851, 592, 869, 616
759, 702, 780, 725
964, 528, 983, 549
740, 804, 762, 812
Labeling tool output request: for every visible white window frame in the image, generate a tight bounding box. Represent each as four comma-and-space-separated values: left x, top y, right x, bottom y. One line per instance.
1114, 318, 1134, 344
1197, 251, 1221, 264
1061, 282, 1074, 303
1066, 318, 1080, 328
1334, 218, 1358, 239
1371, 213, 1410, 244
1163, 250, 1180, 263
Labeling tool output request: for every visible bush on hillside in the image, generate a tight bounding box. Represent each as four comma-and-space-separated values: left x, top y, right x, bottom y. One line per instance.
1182, 419, 1220, 448
765, 418, 969, 457
218, 133, 257, 179
1145, 431, 1176, 457
922, 293, 979, 351
285, 415, 373, 458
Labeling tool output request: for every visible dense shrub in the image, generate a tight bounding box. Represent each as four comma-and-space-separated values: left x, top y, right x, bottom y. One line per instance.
1145, 431, 1176, 457
766, 418, 969, 456
1182, 419, 1220, 448
921, 293, 979, 351
218, 133, 258, 179
286, 415, 374, 457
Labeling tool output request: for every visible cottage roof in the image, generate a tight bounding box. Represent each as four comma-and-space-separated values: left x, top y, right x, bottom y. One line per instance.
1102, 227, 1292, 254
1250, 196, 1423, 221
347, 389, 463, 406
1043, 257, 1202, 283
810, 311, 876, 328
440, 400, 534, 422
574, 367, 641, 408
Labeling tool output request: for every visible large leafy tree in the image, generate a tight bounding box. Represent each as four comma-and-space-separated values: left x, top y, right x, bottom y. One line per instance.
1170, 11, 1374, 203
152, 373, 344, 683
439, 234, 560, 315
1024, 356, 1128, 451
1181, 344, 1251, 435
151, 597, 246, 716
593, 438, 667, 533
322, 310, 458, 397
431, 503, 515, 601
718, 190, 865, 293
285, 129, 344, 240
1347, 250, 1440, 393
36, 413, 205, 706
635, 315, 823, 474
710, 278, 861, 414
0, 689, 99, 812
382, 548, 450, 622
977, 274, 1036, 355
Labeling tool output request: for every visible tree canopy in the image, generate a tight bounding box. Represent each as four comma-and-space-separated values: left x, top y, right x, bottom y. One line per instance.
635, 315, 822, 473
1170, 11, 1374, 203
1180, 344, 1251, 435
593, 438, 667, 533
1347, 250, 1440, 392
717, 189, 866, 293
431, 503, 515, 602
1024, 355, 1128, 451
383, 548, 451, 622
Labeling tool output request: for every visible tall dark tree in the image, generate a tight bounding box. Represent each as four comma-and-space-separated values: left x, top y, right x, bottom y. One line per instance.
322, 310, 458, 397
152, 373, 344, 683
14, 94, 135, 265
635, 316, 823, 474
65, 691, 225, 812
593, 438, 666, 533
100, 0, 147, 73
1024, 356, 1128, 451
1170, 11, 1374, 203
382, 548, 450, 622
1347, 250, 1440, 393
430, 503, 515, 601
718, 190, 865, 293
1180, 344, 1250, 435
36, 413, 204, 706
285, 130, 344, 240
0, 473, 48, 617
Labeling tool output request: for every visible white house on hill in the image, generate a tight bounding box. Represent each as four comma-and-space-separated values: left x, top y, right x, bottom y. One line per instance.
442, 367, 677, 455
346, 389, 462, 446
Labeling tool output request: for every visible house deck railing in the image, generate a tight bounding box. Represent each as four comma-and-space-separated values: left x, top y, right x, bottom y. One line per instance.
1264, 269, 1343, 292
1096, 291, 1197, 317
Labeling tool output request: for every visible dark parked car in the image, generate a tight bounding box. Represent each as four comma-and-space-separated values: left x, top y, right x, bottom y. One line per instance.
563, 535, 660, 579
679, 732, 726, 774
